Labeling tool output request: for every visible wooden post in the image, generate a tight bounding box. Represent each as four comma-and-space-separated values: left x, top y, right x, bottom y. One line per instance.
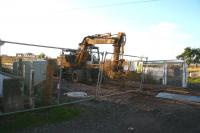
43, 59, 54, 105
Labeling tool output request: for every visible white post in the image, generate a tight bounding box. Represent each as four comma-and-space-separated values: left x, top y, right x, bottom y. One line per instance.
182, 63, 188, 88
162, 63, 167, 85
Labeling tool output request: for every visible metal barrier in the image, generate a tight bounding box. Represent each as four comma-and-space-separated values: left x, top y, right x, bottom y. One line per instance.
143, 60, 188, 88
0, 41, 189, 116
0, 40, 102, 115
95, 52, 147, 102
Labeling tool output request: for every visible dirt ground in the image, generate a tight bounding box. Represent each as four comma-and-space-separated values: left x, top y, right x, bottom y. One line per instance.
18, 91, 200, 133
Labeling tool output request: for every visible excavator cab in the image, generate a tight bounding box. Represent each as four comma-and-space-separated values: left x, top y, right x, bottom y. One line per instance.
86, 46, 100, 65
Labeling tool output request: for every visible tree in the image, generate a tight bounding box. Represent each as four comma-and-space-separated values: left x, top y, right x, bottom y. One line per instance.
176, 47, 200, 65
38, 53, 46, 59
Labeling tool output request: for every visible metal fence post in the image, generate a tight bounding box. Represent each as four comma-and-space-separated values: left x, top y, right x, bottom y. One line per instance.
140, 57, 148, 90
182, 62, 188, 88
162, 62, 167, 85
57, 49, 64, 104
0, 40, 4, 70
96, 51, 107, 99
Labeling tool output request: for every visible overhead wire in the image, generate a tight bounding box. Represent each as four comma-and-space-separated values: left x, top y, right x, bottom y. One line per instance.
68, 0, 160, 11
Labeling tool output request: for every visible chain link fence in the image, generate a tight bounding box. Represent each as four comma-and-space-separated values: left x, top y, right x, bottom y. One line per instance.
0, 42, 97, 116
143, 60, 187, 87
187, 64, 200, 89
95, 52, 147, 103
0, 41, 189, 116
95, 56, 188, 102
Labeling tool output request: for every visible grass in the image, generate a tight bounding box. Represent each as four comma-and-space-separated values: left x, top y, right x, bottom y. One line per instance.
188, 77, 200, 83
0, 106, 83, 133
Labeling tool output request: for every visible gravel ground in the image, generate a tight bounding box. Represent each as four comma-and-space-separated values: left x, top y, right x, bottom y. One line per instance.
19, 94, 200, 133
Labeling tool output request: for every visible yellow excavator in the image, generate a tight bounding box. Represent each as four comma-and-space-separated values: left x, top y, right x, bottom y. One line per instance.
58, 32, 126, 82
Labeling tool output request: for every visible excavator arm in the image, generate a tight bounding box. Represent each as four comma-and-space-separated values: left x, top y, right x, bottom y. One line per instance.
75, 32, 126, 72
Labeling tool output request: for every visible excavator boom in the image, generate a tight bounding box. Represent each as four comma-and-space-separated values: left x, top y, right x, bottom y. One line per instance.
75, 32, 126, 72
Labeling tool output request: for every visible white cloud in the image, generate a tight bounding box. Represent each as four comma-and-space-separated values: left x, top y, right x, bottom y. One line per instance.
125, 22, 191, 60
0, 0, 128, 57
0, 0, 114, 56
149, 22, 176, 33
0, 0, 192, 60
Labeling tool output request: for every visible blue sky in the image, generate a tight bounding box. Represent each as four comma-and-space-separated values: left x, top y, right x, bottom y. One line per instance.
0, 0, 199, 59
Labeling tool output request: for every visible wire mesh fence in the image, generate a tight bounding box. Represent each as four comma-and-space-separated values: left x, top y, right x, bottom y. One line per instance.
143, 60, 187, 87
0, 41, 189, 116
0, 42, 92, 115
95, 56, 189, 102
187, 64, 200, 89
95, 52, 147, 103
